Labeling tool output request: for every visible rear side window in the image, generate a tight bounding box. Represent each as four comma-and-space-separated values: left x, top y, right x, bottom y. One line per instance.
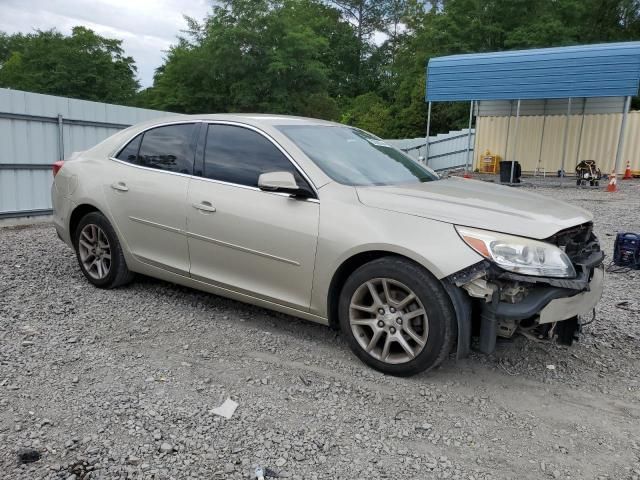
202, 124, 307, 188
116, 124, 196, 175
116, 135, 141, 163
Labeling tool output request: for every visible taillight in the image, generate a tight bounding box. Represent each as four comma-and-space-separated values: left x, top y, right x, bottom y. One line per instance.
52, 160, 64, 177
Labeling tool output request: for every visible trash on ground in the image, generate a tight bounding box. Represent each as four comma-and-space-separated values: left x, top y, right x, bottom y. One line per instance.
210, 398, 238, 419
17, 448, 41, 464
255, 466, 280, 478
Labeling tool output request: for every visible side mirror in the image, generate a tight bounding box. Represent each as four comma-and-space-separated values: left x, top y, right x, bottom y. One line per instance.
258, 171, 313, 198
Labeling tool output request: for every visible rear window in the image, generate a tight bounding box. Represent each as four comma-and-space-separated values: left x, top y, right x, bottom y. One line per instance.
116, 124, 196, 175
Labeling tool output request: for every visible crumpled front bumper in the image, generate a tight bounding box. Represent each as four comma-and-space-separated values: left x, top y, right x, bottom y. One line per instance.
538, 266, 604, 324
445, 254, 605, 357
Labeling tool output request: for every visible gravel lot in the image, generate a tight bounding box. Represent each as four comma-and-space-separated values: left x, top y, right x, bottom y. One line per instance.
1, 180, 640, 480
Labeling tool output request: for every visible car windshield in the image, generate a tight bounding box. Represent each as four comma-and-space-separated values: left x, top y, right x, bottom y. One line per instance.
277, 125, 439, 186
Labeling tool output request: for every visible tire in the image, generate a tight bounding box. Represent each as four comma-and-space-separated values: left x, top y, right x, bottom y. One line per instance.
73, 211, 134, 288
338, 257, 455, 377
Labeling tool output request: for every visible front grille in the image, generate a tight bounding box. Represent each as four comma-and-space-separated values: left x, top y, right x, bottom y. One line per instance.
546, 222, 600, 264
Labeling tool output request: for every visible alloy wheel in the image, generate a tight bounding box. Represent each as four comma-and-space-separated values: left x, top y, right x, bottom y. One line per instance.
349, 278, 428, 364
78, 224, 111, 280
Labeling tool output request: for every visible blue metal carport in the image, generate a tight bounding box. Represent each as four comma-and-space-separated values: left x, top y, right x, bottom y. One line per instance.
424, 42, 640, 183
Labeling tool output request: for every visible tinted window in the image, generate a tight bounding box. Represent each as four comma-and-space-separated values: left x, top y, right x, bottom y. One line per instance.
130, 124, 196, 174
277, 125, 439, 186
202, 124, 308, 188
116, 134, 142, 163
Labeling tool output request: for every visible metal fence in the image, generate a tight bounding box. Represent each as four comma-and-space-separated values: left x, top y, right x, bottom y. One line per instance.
0, 88, 475, 220
0, 88, 170, 219
385, 129, 475, 171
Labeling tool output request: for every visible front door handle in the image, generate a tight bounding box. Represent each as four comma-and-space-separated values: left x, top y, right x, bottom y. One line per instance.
192, 201, 217, 213
111, 182, 129, 192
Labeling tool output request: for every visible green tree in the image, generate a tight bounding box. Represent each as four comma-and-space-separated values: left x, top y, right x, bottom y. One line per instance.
341, 92, 393, 135
0, 27, 139, 103
137, 0, 640, 137
145, 0, 357, 118
374, 0, 640, 138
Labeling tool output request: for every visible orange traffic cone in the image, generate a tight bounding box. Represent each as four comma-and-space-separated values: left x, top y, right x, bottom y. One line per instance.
606, 171, 618, 192
623, 161, 633, 180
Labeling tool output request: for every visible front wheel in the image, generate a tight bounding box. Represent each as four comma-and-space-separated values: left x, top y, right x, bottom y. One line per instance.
73, 211, 134, 288
338, 257, 455, 377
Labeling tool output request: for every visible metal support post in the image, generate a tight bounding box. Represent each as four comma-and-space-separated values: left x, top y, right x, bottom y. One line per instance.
503, 101, 512, 177
559, 98, 572, 187
536, 100, 547, 176
57, 114, 65, 161
509, 99, 521, 184
613, 96, 632, 176
465, 100, 474, 176
424, 101, 432, 165
575, 98, 586, 168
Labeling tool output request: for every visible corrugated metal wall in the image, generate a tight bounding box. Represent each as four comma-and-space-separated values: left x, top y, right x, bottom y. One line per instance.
474, 112, 640, 174
0, 88, 170, 218
476, 97, 626, 116
386, 129, 475, 171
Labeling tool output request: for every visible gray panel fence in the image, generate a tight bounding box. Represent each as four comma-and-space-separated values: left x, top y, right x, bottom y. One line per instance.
0, 88, 473, 220
385, 128, 475, 171
0, 88, 170, 219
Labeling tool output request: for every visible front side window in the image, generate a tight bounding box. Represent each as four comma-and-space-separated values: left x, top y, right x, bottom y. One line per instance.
277, 125, 439, 186
202, 124, 309, 189
116, 124, 196, 174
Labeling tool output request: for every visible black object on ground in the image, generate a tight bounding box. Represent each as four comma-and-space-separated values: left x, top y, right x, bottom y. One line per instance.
17, 448, 41, 464
613, 232, 640, 269
499, 161, 521, 183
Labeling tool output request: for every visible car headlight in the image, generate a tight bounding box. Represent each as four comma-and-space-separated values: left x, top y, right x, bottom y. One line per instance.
456, 226, 576, 278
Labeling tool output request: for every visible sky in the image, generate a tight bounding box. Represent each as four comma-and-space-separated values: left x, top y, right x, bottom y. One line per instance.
0, 0, 213, 88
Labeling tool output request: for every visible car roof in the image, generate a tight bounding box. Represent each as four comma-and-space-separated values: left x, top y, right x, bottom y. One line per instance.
139, 113, 341, 128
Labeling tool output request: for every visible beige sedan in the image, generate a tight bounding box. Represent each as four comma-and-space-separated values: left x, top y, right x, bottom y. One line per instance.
52, 115, 604, 376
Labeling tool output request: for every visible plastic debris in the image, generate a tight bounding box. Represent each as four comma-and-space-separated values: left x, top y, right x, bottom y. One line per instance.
210, 398, 238, 419
255, 466, 279, 479
546, 364, 556, 370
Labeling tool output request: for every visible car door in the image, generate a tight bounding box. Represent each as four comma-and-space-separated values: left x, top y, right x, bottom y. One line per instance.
186, 123, 319, 311
104, 122, 198, 275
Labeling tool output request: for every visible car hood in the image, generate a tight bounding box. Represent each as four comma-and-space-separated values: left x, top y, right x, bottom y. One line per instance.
356, 177, 592, 239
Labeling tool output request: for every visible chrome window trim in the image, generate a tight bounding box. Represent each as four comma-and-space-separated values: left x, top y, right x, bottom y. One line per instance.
109, 120, 201, 159
108, 156, 195, 180
107, 118, 320, 202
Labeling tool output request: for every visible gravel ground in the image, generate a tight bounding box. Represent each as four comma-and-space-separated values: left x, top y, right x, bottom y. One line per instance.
1, 180, 640, 480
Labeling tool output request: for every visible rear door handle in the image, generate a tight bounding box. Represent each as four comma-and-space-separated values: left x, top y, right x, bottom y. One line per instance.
192, 201, 217, 213
111, 182, 129, 192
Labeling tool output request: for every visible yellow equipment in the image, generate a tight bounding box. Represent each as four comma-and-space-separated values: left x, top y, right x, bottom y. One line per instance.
478, 150, 501, 174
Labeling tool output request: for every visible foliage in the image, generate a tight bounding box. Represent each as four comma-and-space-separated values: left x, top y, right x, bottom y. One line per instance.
141, 0, 357, 119
2, 0, 640, 136
0, 27, 139, 104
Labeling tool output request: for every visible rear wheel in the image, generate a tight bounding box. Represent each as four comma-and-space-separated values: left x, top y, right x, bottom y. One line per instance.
73, 212, 134, 288
338, 257, 455, 376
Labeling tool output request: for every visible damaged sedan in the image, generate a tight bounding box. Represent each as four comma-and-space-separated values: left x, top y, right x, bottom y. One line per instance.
52, 115, 604, 376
